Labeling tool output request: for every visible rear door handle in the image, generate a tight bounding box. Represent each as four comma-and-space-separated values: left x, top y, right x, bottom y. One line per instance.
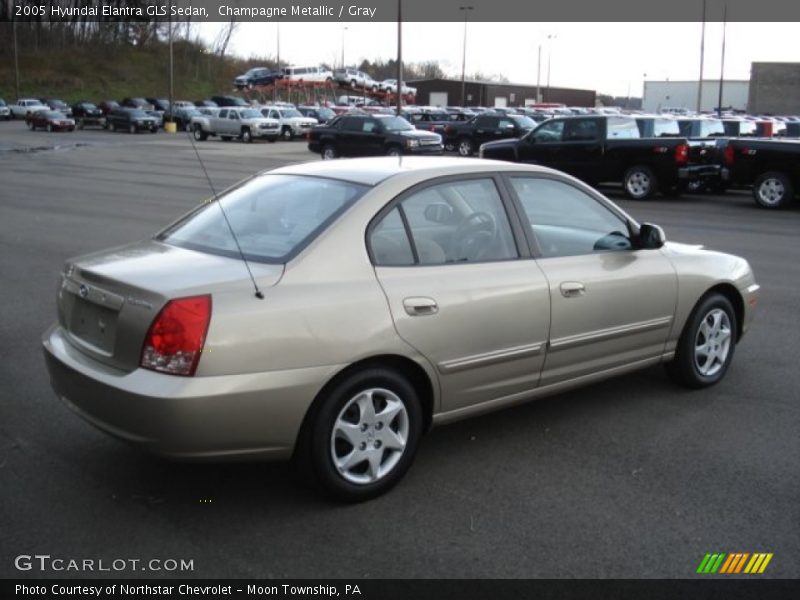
403, 297, 438, 316
560, 282, 586, 298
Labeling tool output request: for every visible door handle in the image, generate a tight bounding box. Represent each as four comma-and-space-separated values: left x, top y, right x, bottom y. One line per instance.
560, 282, 586, 298
403, 297, 438, 316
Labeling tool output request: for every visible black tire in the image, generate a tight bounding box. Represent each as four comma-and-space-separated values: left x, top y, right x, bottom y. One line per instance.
321, 144, 337, 160
444, 141, 456, 153
753, 171, 793, 209
109, 122, 116, 132
296, 367, 423, 502
267, 136, 277, 143
129, 123, 136, 134
28, 121, 35, 131
220, 135, 231, 142
666, 292, 738, 389
281, 126, 294, 141
241, 127, 252, 143
150, 127, 157, 134
386, 145, 403, 157
193, 125, 207, 141
457, 137, 474, 157
623, 165, 658, 200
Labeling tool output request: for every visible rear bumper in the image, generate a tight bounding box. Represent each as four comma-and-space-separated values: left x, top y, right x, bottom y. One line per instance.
42, 325, 340, 461
678, 164, 721, 181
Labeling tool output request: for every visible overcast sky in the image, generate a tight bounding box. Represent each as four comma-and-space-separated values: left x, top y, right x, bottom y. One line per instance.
196, 22, 800, 97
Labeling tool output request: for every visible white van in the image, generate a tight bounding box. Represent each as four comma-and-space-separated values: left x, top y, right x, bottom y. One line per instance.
282, 65, 334, 83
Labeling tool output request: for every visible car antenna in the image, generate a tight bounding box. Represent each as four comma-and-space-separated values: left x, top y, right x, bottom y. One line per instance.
184, 125, 264, 300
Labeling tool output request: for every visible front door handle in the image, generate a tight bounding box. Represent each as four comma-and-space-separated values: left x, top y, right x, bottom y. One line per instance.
403, 297, 438, 316
560, 282, 586, 298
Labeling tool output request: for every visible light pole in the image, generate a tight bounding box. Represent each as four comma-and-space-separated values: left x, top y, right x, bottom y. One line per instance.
341, 26, 348, 69
396, 0, 402, 115
642, 73, 647, 111
168, 0, 174, 126
536, 43, 542, 103
459, 5, 473, 106
697, 0, 707, 113
546, 34, 557, 90
13, 19, 20, 100
717, 2, 727, 117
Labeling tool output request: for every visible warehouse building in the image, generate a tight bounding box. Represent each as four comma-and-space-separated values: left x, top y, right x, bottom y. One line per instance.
748, 62, 800, 114
408, 78, 596, 108
642, 79, 750, 113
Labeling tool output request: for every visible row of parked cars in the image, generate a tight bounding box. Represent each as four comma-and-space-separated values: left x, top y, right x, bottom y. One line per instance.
232, 65, 416, 96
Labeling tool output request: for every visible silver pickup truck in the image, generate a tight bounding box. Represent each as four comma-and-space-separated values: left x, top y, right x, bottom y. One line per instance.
191, 107, 280, 143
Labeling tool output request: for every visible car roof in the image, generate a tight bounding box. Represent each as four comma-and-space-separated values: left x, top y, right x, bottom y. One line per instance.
267, 156, 558, 186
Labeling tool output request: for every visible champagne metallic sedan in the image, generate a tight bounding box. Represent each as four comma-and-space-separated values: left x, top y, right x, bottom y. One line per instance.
43, 157, 760, 500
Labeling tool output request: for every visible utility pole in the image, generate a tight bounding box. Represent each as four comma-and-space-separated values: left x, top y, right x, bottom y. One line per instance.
13, 20, 20, 99
697, 0, 706, 113
546, 34, 556, 90
718, 1, 727, 117
341, 26, 348, 69
275, 19, 281, 102
396, 0, 402, 115
168, 0, 174, 125
536, 44, 541, 103
459, 6, 473, 106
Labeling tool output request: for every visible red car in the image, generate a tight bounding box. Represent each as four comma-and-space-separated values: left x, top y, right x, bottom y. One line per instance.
26, 110, 76, 132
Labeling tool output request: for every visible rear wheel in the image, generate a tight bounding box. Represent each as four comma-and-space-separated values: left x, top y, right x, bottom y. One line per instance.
193, 125, 207, 141
753, 171, 793, 209
321, 144, 338, 160
623, 165, 658, 200
282, 126, 294, 141
666, 293, 737, 388
241, 128, 253, 143
296, 368, 423, 502
109, 122, 116, 132
457, 137, 474, 157
386, 145, 402, 157
128, 123, 136, 134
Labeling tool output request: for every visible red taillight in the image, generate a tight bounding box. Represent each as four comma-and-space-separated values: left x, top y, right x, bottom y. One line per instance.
674, 143, 689, 164
140, 295, 211, 376
724, 144, 734, 165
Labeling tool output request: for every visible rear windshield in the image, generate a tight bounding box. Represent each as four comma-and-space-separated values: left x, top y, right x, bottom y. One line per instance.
379, 116, 415, 131
158, 175, 368, 263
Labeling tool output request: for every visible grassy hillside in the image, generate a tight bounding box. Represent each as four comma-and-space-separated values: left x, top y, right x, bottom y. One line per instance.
0, 40, 263, 103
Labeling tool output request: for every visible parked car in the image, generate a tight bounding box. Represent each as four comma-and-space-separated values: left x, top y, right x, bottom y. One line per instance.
308, 114, 442, 159
71, 102, 105, 128
120, 97, 156, 111
171, 106, 203, 131
98, 100, 120, 116
192, 107, 280, 143
106, 109, 159, 133
334, 68, 378, 90
210, 95, 250, 108
25, 110, 75, 132
42, 156, 760, 500
479, 115, 719, 200
0, 98, 11, 120
234, 67, 283, 89
379, 79, 416, 96
9, 98, 49, 119
146, 98, 170, 113
195, 100, 218, 108
282, 65, 334, 83
402, 109, 466, 148
40, 98, 73, 117
260, 106, 318, 141
444, 113, 537, 157
723, 138, 800, 208
297, 106, 337, 124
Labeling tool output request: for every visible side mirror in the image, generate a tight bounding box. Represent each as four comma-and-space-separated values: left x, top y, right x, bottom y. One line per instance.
638, 222, 666, 249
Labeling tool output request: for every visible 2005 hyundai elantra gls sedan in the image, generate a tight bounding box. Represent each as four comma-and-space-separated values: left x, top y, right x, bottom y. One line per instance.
43, 157, 760, 500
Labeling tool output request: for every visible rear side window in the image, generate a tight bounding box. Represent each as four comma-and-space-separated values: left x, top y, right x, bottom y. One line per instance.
159, 175, 367, 263
607, 117, 639, 138
653, 119, 680, 137
341, 117, 364, 132
564, 119, 600, 142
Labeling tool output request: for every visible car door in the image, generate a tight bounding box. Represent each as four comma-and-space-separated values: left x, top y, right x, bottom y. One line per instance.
505, 175, 677, 386
369, 176, 551, 414
517, 119, 567, 170
559, 118, 604, 182
361, 118, 385, 155
227, 110, 240, 135
338, 117, 365, 156
473, 115, 501, 146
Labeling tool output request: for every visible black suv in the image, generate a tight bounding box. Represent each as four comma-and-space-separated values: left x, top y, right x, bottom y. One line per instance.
120, 97, 155, 111
71, 102, 105, 128
234, 68, 283, 89
308, 114, 442, 159
106, 109, 159, 133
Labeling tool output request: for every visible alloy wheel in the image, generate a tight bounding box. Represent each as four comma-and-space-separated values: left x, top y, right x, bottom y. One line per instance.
694, 308, 732, 377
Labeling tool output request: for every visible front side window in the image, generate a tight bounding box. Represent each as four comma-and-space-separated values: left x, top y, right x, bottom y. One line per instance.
370, 178, 518, 266
510, 177, 632, 258
159, 175, 367, 263
563, 119, 600, 142
532, 119, 565, 142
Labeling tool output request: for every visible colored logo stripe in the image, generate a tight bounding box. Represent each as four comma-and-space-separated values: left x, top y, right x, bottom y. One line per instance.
697, 553, 773, 574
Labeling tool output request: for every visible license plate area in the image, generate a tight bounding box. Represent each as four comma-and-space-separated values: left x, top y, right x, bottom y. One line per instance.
69, 296, 118, 354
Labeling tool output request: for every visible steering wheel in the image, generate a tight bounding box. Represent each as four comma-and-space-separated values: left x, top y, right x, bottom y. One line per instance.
452, 211, 498, 262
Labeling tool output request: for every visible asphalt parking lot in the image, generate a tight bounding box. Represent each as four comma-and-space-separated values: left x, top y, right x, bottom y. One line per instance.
0, 121, 798, 579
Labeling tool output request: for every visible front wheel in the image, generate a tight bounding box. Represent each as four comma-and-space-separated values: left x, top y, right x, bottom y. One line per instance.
666, 293, 737, 389
623, 165, 658, 200
282, 127, 294, 141
297, 368, 423, 501
28, 121, 35, 130
386, 145, 402, 157
241, 128, 252, 143
753, 171, 793, 209
128, 124, 136, 134
193, 126, 207, 141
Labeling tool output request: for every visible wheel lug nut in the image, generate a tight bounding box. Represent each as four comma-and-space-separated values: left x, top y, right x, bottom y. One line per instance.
374, 441, 382, 449
359, 442, 367, 451
376, 422, 383, 430
360, 423, 368, 432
